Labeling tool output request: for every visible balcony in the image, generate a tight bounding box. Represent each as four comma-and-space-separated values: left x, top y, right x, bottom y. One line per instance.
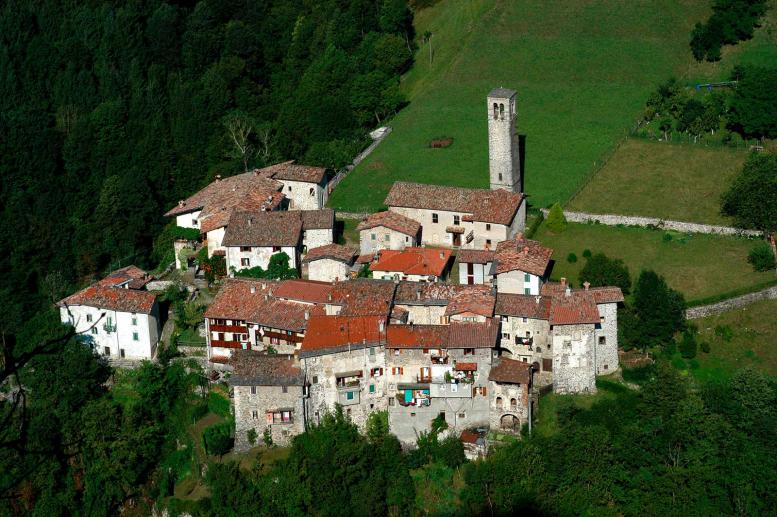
210, 339, 245, 349
465, 230, 474, 243
395, 393, 431, 407
210, 324, 247, 333
263, 330, 303, 343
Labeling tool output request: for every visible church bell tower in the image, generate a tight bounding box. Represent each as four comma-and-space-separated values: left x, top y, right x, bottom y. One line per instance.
487, 88, 521, 192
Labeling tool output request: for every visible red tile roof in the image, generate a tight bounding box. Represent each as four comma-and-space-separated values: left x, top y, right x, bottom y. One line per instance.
356, 211, 421, 237
460, 430, 480, 444
548, 291, 600, 326
489, 358, 532, 384
198, 190, 285, 234
385, 325, 448, 348
204, 278, 277, 321
494, 293, 552, 320
494, 236, 553, 276
228, 351, 305, 386
301, 315, 387, 354
328, 280, 397, 317
302, 244, 357, 265
588, 286, 625, 304
222, 211, 303, 247
273, 279, 334, 304
457, 249, 495, 264
369, 248, 452, 277
97, 265, 153, 290
444, 286, 495, 317
384, 182, 524, 225
59, 285, 157, 314
447, 320, 499, 348
395, 282, 481, 305
254, 161, 327, 184
454, 362, 477, 371
299, 209, 334, 230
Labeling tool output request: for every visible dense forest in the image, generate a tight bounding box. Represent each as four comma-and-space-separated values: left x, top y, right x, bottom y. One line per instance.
0, 0, 413, 331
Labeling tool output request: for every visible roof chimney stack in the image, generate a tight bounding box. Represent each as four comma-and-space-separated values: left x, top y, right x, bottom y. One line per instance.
560, 277, 567, 287
583, 281, 590, 291
565, 286, 571, 297
523, 246, 529, 255
215, 174, 222, 182
178, 200, 184, 208
304, 310, 310, 320
379, 320, 385, 333
439, 251, 445, 260
250, 285, 256, 294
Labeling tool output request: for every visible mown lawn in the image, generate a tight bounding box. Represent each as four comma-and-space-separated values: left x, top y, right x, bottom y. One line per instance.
567, 138, 748, 225
534, 221, 771, 302
693, 298, 777, 380
329, 0, 710, 212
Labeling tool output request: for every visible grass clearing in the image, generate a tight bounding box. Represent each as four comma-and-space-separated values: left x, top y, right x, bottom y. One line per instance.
336, 217, 361, 248
329, 0, 711, 212
534, 221, 771, 302
567, 138, 748, 225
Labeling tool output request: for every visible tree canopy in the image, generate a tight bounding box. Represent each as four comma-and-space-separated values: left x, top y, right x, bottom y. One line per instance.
721, 151, 777, 232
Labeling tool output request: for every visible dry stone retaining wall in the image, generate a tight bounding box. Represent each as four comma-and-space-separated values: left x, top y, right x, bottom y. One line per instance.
540, 209, 762, 237
685, 285, 777, 319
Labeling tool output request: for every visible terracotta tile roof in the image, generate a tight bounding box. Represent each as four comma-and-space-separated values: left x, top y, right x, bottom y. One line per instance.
59, 285, 157, 314
385, 325, 448, 348
447, 320, 499, 348
369, 248, 452, 277
394, 282, 482, 305
384, 182, 524, 225
302, 244, 357, 265
204, 278, 277, 321
97, 265, 152, 289
356, 211, 421, 237
460, 430, 480, 444
273, 279, 334, 304
457, 249, 495, 264
390, 305, 409, 323
540, 282, 567, 297
548, 291, 600, 326
328, 279, 397, 317
300, 209, 334, 230
489, 357, 532, 384
165, 171, 282, 217
300, 315, 387, 356
444, 287, 496, 317
198, 190, 285, 234
494, 236, 553, 276
222, 211, 302, 247
454, 362, 477, 371
255, 161, 327, 184
228, 351, 305, 386
254, 298, 324, 332
588, 286, 625, 304
494, 293, 551, 320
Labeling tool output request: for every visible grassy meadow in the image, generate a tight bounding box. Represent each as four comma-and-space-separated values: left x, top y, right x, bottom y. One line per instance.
534, 221, 772, 302
567, 138, 749, 225
329, 0, 711, 212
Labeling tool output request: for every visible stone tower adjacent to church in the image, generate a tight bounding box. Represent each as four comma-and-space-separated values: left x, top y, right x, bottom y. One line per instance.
487, 88, 521, 192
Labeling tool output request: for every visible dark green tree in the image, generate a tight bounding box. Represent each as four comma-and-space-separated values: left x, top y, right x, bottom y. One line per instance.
579, 252, 632, 293
630, 270, 686, 350
728, 65, 777, 139
721, 152, 777, 232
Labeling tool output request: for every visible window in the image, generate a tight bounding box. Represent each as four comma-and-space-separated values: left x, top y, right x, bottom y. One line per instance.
405, 236, 409, 242
502, 333, 510, 339
371, 233, 376, 240
499, 103, 504, 119
132, 332, 139, 341
272, 246, 281, 252
241, 258, 251, 267
240, 246, 251, 252
120, 349, 125, 358
486, 239, 492, 247
346, 391, 354, 401
604, 364, 609, 370
392, 367, 404, 375
522, 317, 528, 323
250, 386, 257, 394
464, 348, 475, 355
600, 316, 606, 323
86, 314, 93, 323
252, 410, 259, 420
453, 215, 460, 225
309, 187, 314, 196
369, 384, 375, 393
524, 288, 531, 295
486, 223, 491, 231
347, 408, 352, 416
104, 346, 110, 356
389, 397, 395, 406
192, 218, 198, 226
282, 385, 288, 393
432, 213, 438, 223
384, 234, 390, 241
524, 273, 531, 282
410, 412, 416, 417
458, 413, 466, 419
599, 336, 606, 345
500, 315, 508, 322
496, 396, 503, 408
493, 103, 498, 119
132, 316, 137, 326
312, 375, 318, 384
510, 398, 517, 409
287, 186, 292, 192
498, 173, 503, 181
369, 347, 375, 356
91, 327, 98, 335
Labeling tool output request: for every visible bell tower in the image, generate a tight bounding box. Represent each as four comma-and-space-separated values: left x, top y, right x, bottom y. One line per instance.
487, 88, 520, 192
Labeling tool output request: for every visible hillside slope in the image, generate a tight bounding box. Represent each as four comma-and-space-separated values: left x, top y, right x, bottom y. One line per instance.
329, 0, 710, 211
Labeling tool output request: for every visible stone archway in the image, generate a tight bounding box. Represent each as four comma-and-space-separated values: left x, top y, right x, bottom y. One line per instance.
500, 413, 519, 431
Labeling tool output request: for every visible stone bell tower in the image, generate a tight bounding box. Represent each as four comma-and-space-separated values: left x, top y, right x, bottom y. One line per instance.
487, 88, 521, 192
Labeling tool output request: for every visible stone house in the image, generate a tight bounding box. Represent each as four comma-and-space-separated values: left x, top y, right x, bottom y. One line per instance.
228, 351, 306, 451
356, 211, 421, 254
492, 236, 553, 295
368, 247, 453, 282
222, 209, 334, 273
256, 161, 330, 211
58, 266, 161, 360
302, 244, 358, 282
488, 358, 532, 433
457, 249, 495, 285
393, 282, 494, 325
385, 182, 525, 250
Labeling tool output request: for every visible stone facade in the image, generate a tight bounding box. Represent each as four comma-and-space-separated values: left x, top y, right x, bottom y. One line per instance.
551, 323, 597, 394
594, 302, 618, 374
685, 285, 777, 319
282, 179, 328, 211
226, 244, 299, 273
359, 225, 417, 254
302, 228, 334, 251
487, 88, 521, 193
489, 380, 529, 432
307, 258, 351, 282
233, 383, 305, 450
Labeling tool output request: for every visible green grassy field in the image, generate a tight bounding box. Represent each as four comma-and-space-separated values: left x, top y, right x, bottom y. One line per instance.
693, 298, 777, 379
567, 138, 748, 224
328, 0, 710, 212
534, 221, 771, 302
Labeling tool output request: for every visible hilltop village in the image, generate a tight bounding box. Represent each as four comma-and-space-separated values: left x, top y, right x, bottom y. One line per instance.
58, 89, 624, 448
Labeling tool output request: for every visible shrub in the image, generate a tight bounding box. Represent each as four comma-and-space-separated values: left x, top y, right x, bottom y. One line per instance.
579, 253, 632, 293
582, 249, 592, 258
714, 325, 734, 342
263, 427, 273, 447
700, 341, 711, 354
747, 242, 776, 272
679, 330, 698, 359
203, 422, 233, 457
208, 391, 231, 417
662, 233, 673, 242
544, 202, 567, 233
247, 428, 258, 446
567, 252, 577, 263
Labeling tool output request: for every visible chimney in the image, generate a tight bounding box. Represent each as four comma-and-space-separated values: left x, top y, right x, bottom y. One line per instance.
523, 246, 529, 255
379, 320, 385, 333
304, 310, 310, 320
416, 288, 422, 300
178, 200, 184, 208
516, 232, 523, 241
560, 277, 567, 287
439, 251, 445, 260
583, 281, 590, 291
535, 295, 541, 305
215, 174, 222, 182
250, 285, 256, 294
268, 289, 273, 297
328, 293, 332, 302
261, 282, 266, 290
565, 286, 571, 297
247, 217, 252, 226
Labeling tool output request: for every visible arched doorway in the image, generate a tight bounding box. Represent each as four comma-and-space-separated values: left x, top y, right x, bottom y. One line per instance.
500, 414, 519, 431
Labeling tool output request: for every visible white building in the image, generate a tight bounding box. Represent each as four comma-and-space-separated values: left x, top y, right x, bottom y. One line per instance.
492, 236, 553, 295
302, 244, 357, 282
259, 161, 330, 210
356, 211, 421, 254
57, 266, 161, 360
457, 249, 495, 285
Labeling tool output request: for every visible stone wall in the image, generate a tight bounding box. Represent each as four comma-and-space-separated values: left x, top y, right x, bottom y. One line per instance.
685, 285, 777, 319
552, 323, 596, 394
594, 302, 619, 374
233, 384, 305, 451
540, 209, 762, 237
